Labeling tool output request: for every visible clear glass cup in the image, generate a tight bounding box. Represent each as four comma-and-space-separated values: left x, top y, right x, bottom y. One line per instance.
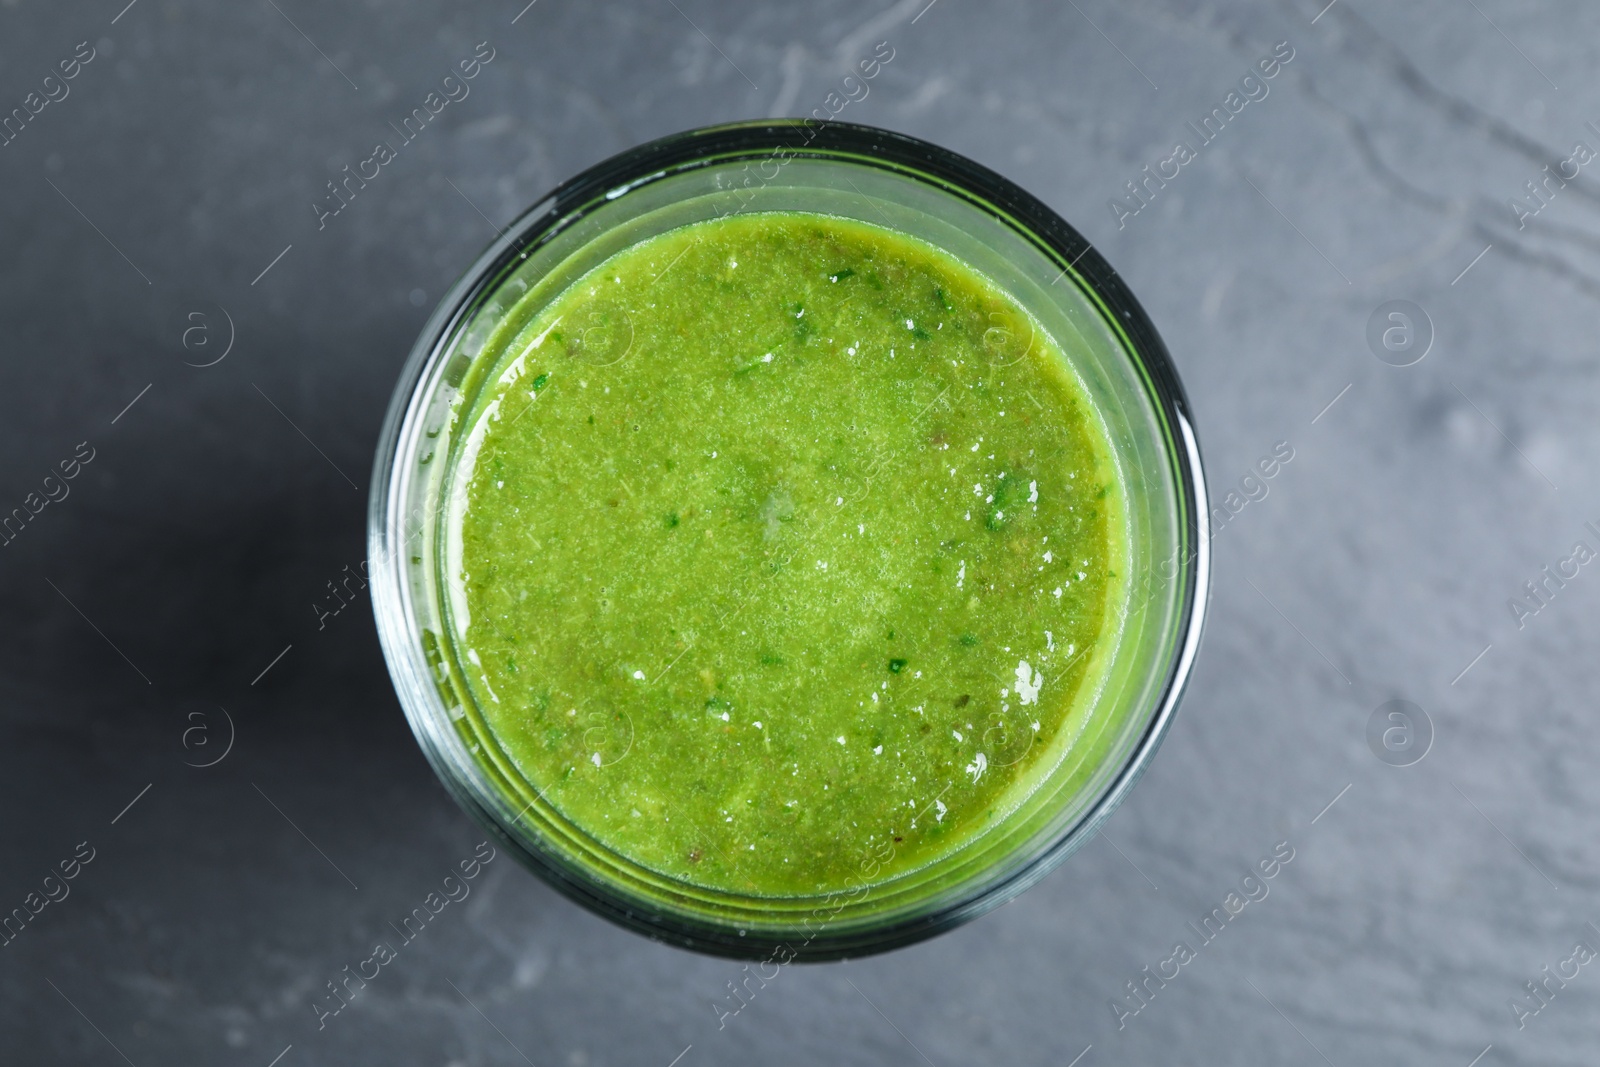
369, 120, 1209, 960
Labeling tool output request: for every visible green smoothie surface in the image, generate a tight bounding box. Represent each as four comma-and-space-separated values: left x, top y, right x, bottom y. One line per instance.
443, 211, 1127, 897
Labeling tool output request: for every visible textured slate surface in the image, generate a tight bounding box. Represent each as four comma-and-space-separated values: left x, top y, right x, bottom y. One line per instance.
1, 1, 1596, 1064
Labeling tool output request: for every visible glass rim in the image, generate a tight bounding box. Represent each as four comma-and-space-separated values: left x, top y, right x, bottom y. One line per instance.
369, 119, 1210, 960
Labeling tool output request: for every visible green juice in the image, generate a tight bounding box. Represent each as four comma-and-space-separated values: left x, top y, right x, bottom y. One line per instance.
442, 211, 1128, 897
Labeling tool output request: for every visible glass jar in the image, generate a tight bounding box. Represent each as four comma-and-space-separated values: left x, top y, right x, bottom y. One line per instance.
369, 120, 1208, 960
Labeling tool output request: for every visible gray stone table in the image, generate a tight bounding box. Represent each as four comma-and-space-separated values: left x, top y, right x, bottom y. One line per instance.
1, 1, 1596, 1064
